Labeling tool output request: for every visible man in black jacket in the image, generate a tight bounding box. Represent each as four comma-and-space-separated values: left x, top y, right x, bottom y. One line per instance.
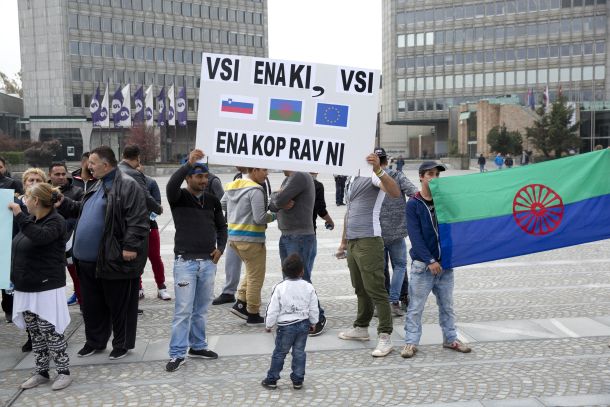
165, 149, 227, 372
59, 146, 149, 360
0, 156, 23, 194
71, 152, 96, 193
118, 145, 163, 215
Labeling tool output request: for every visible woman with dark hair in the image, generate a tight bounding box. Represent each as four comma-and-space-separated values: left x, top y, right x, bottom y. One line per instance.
8, 183, 72, 391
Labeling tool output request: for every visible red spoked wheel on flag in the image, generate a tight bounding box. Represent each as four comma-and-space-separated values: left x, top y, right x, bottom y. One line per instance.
513, 184, 564, 236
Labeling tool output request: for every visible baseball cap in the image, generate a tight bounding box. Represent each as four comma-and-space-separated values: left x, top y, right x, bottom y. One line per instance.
418, 161, 446, 173
188, 163, 209, 175
374, 147, 387, 157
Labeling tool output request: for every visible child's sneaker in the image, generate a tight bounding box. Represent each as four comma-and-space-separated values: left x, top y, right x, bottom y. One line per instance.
261, 378, 277, 389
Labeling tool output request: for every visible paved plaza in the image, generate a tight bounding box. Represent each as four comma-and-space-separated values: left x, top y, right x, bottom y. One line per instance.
1, 167, 610, 406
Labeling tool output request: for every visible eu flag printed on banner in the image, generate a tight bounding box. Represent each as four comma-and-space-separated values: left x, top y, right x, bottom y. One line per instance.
315, 103, 349, 128
269, 98, 302, 123
221, 98, 254, 114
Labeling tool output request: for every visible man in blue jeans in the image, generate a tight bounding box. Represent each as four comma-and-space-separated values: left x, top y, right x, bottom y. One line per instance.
269, 171, 327, 336
401, 161, 471, 359
165, 149, 228, 372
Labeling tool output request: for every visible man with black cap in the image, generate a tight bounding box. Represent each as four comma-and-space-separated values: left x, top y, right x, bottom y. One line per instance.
401, 161, 471, 359
164, 149, 227, 372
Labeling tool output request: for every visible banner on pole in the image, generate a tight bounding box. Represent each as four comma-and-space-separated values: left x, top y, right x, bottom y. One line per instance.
196, 53, 381, 175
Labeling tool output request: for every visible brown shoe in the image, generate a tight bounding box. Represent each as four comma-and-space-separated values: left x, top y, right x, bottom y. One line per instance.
400, 343, 417, 358
443, 340, 471, 353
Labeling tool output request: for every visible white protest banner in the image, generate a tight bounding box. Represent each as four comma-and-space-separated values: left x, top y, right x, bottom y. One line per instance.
0, 190, 14, 289
196, 53, 380, 175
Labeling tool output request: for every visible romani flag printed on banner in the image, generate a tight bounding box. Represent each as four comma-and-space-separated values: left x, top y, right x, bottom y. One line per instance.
430, 149, 610, 269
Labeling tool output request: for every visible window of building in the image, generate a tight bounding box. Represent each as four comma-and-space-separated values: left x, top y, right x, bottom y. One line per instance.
203, 29, 211, 42
94, 69, 103, 81
516, 48, 526, 60
174, 26, 183, 39
398, 100, 406, 113
71, 67, 80, 81
210, 6, 219, 19
505, 48, 515, 61
182, 2, 192, 16
561, 18, 571, 34
134, 21, 143, 36
175, 49, 183, 63
154, 23, 163, 37
79, 42, 91, 56
549, 68, 559, 81
496, 71, 505, 86
135, 46, 144, 59
184, 50, 193, 63
464, 74, 473, 87
173, 1, 181, 14
406, 78, 415, 91
425, 76, 434, 90
201, 5, 210, 18
507, 0, 517, 13
92, 43, 102, 57
114, 44, 123, 58
485, 50, 494, 63
78, 14, 89, 30
112, 18, 123, 33
464, 52, 473, 64
561, 0, 571, 7
193, 4, 201, 17
455, 74, 464, 88
540, 0, 550, 8
124, 20, 133, 35
527, 47, 537, 59
416, 33, 424, 46
484, 72, 493, 86
572, 43, 582, 56
474, 73, 483, 87
103, 44, 113, 57
549, 45, 559, 57
560, 67, 570, 81
70, 41, 79, 55
144, 22, 153, 36
133, 0, 142, 9
397, 34, 405, 48
475, 51, 484, 63
407, 100, 415, 111
426, 99, 434, 111
495, 49, 505, 62
573, 17, 583, 33
155, 48, 163, 61
184, 27, 193, 41
69, 13, 78, 29
529, 0, 539, 11
425, 32, 434, 45
516, 70, 526, 84
538, 69, 547, 83
89, 16, 101, 31
549, 20, 560, 34
506, 71, 515, 85
73, 94, 82, 107
596, 41, 605, 54
219, 7, 228, 20
416, 77, 424, 90
527, 69, 537, 84
435, 54, 444, 66
407, 34, 415, 47
538, 45, 548, 58
165, 48, 173, 62
102, 17, 112, 32
145, 47, 154, 61
572, 67, 582, 80
193, 27, 201, 41
560, 44, 571, 57
436, 76, 444, 90
582, 66, 593, 80
398, 78, 405, 92
595, 65, 605, 79
124, 45, 134, 59
81, 68, 91, 81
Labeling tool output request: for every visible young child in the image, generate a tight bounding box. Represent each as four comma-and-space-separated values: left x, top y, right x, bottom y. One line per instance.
261, 254, 319, 390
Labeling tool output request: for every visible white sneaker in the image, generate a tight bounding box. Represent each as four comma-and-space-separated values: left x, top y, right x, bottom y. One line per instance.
21, 374, 50, 389
138, 289, 145, 300
338, 326, 370, 341
371, 333, 393, 357
157, 288, 171, 301
52, 374, 72, 391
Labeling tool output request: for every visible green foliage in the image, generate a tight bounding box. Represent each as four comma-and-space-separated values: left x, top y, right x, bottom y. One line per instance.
1, 151, 25, 165
448, 138, 459, 156
525, 96, 580, 159
487, 124, 523, 155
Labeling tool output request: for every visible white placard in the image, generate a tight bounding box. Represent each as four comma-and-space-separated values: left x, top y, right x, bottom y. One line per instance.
196, 53, 380, 175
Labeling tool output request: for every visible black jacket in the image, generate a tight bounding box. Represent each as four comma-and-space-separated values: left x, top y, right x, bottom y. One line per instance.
118, 161, 163, 214
11, 209, 67, 292
0, 174, 23, 195
167, 164, 228, 260
59, 169, 150, 279
71, 168, 97, 193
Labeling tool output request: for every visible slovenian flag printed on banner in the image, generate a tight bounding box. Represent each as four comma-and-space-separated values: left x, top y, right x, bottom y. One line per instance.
431, 149, 610, 269
269, 98, 302, 123
219, 96, 257, 119
315, 103, 349, 128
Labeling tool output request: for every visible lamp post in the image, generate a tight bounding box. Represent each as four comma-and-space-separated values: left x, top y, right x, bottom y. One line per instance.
418, 134, 422, 159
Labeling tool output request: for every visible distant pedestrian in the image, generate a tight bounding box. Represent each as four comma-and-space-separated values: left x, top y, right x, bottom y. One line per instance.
334, 174, 347, 206
520, 151, 530, 166
396, 156, 405, 172
261, 254, 319, 390
477, 154, 486, 172
401, 161, 471, 359
9, 183, 72, 390
494, 153, 504, 170
505, 154, 514, 169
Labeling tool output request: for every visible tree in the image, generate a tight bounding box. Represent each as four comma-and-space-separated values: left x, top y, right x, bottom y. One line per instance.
0, 71, 23, 98
124, 125, 160, 163
487, 124, 523, 155
23, 139, 61, 167
526, 96, 580, 159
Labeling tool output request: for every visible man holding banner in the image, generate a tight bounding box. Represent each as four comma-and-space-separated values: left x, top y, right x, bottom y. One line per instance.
336, 153, 400, 357
401, 161, 471, 359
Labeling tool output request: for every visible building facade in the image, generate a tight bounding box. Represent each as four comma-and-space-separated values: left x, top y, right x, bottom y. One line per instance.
383, 0, 610, 156
18, 0, 267, 159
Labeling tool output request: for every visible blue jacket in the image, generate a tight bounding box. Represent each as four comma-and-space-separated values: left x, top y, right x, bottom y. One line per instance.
406, 192, 441, 265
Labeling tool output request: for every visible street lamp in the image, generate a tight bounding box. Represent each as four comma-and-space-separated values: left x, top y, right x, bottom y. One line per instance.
418, 134, 422, 159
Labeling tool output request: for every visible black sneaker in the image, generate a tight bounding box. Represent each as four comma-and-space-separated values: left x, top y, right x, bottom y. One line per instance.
309, 316, 327, 337
165, 357, 185, 372
188, 348, 218, 359
77, 343, 104, 357
212, 293, 236, 305
137, 309, 144, 315
261, 379, 277, 389
293, 382, 303, 390
230, 300, 248, 320
246, 313, 265, 326
109, 348, 128, 360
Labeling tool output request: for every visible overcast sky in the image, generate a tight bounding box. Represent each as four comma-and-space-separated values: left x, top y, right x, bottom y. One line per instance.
0, 0, 381, 81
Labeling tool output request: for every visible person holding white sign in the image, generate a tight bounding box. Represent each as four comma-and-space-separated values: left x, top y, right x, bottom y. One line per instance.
336, 152, 400, 357
221, 168, 277, 325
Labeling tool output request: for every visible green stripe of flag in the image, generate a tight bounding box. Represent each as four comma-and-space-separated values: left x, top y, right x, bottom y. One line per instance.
430, 149, 610, 224
269, 109, 301, 122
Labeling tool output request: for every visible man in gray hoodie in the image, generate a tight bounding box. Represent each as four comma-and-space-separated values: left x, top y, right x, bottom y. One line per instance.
221, 168, 276, 325
269, 171, 327, 336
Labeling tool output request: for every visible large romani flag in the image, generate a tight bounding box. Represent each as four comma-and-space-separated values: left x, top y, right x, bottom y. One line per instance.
431, 149, 610, 269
